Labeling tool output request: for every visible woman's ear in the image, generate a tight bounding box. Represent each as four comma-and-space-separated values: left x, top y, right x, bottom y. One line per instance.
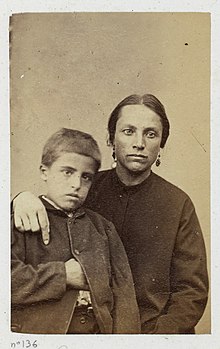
40, 165, 49, 181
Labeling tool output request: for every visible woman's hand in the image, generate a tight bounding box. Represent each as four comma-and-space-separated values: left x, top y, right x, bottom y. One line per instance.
13, 192, 50, 245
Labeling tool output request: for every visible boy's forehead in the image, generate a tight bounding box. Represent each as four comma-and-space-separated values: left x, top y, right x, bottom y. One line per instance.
54, 152, 97, 171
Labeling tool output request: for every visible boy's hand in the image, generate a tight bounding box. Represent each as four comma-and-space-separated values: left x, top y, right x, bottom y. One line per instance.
65, 259, 89, 290
13, 191, 50, 245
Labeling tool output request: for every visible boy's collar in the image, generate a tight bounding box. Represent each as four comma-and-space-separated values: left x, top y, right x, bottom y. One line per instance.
40, 195, 85, 218
41, 195, 63, 211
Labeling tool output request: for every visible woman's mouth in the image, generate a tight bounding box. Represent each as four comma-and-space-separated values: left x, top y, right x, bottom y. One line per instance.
128, 154, 148, 159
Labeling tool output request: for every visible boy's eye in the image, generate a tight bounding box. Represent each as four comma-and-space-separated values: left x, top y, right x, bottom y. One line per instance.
82, 173, 93, 182
123, 129, 134, 135
61, 170, 73, 177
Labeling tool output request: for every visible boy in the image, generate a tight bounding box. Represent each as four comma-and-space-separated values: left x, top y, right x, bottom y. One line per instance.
11, 128, 140, 334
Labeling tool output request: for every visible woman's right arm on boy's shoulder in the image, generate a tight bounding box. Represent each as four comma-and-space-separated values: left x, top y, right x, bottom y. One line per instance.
13, 192, 50, 244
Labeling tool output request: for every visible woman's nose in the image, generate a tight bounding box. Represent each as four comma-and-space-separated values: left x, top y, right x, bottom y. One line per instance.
133, 133, 145, 150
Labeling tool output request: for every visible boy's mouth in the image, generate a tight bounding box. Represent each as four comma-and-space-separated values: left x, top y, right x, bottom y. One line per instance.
65, 193, 79, 199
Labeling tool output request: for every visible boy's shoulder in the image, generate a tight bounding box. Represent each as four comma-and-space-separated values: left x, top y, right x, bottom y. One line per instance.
39, 196, 117, 236
84, 207, 114, 232
84, 207, 112, 225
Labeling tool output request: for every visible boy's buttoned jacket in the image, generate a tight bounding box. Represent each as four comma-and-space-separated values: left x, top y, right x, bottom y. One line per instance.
11, 199, 141, 334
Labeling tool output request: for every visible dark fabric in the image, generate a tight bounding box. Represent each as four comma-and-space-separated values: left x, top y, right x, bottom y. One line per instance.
11, 289, 78, 334
85, 169, 209, 334
67, 306, 100, 334
11, 198, 141, 334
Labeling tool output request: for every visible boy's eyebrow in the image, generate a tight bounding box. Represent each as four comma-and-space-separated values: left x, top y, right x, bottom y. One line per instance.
60, 166, 95, 175
60, 166, 76, 171
83, 172, 95, 177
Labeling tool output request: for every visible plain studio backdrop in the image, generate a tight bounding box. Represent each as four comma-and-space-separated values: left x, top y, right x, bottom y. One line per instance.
10, 12, 210, 334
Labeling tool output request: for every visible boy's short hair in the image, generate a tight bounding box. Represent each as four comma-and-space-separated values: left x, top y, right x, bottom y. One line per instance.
41, 128, 101, 171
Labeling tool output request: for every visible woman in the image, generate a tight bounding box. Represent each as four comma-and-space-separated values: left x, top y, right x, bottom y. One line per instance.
13, 93, 208, 334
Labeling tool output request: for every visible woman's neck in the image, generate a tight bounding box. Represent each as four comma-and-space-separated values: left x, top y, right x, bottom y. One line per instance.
116, 164, 151, 186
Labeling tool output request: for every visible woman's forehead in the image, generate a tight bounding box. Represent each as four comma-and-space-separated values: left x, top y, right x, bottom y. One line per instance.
117, 104, 162, 128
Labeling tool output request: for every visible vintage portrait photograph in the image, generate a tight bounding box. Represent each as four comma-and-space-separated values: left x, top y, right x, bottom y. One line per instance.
1, 1, 220, 348
10, 11, 210, 334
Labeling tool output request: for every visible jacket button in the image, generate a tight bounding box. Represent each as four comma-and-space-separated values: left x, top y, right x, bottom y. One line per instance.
75, 249, 80, 255
80, 316, 86, 324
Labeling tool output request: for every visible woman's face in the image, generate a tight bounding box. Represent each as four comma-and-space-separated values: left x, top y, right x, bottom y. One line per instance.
113, 104, 163, 176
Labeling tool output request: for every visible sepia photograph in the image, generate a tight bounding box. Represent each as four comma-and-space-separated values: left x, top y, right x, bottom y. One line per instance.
1, 1, 220, 348
10, 11, 210, 335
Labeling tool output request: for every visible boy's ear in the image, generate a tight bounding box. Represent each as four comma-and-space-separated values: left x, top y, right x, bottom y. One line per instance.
40, 164, 49, 181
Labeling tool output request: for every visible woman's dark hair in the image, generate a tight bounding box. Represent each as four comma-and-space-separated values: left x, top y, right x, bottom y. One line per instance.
108, 94, 170, 148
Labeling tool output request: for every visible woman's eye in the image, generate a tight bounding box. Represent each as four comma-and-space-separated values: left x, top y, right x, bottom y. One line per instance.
146, 131, 156, 138
123, 129, 133, 135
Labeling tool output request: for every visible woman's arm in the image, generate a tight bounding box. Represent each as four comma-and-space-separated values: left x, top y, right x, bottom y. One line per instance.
154, 198, 209, 334
13, 192, 50, 244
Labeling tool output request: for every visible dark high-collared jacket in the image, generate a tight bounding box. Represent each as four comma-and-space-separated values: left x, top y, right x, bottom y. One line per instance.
85, 169, 209, 334
11, 198, 141, 334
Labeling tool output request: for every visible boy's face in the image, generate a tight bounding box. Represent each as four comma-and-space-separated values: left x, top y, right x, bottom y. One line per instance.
41, 152, 96, 212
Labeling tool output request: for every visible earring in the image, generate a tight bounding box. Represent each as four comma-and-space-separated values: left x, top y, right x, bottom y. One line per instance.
112, 146, 117, 168
156, 154, 161, 167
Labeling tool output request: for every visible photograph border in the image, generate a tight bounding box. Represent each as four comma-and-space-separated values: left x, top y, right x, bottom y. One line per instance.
1, 1, 220, 348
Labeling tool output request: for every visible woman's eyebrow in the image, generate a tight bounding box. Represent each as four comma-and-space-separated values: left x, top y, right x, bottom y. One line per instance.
121, 125, 159, 131
120, 124, 136, 129
143, 127, 159, 131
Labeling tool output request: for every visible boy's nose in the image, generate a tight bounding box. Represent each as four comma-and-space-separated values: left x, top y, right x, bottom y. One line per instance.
70, 174, 81, 190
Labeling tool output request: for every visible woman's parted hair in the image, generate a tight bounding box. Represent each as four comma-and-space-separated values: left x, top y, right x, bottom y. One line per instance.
108, 94, 170, 148
41, 128, 101, 171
